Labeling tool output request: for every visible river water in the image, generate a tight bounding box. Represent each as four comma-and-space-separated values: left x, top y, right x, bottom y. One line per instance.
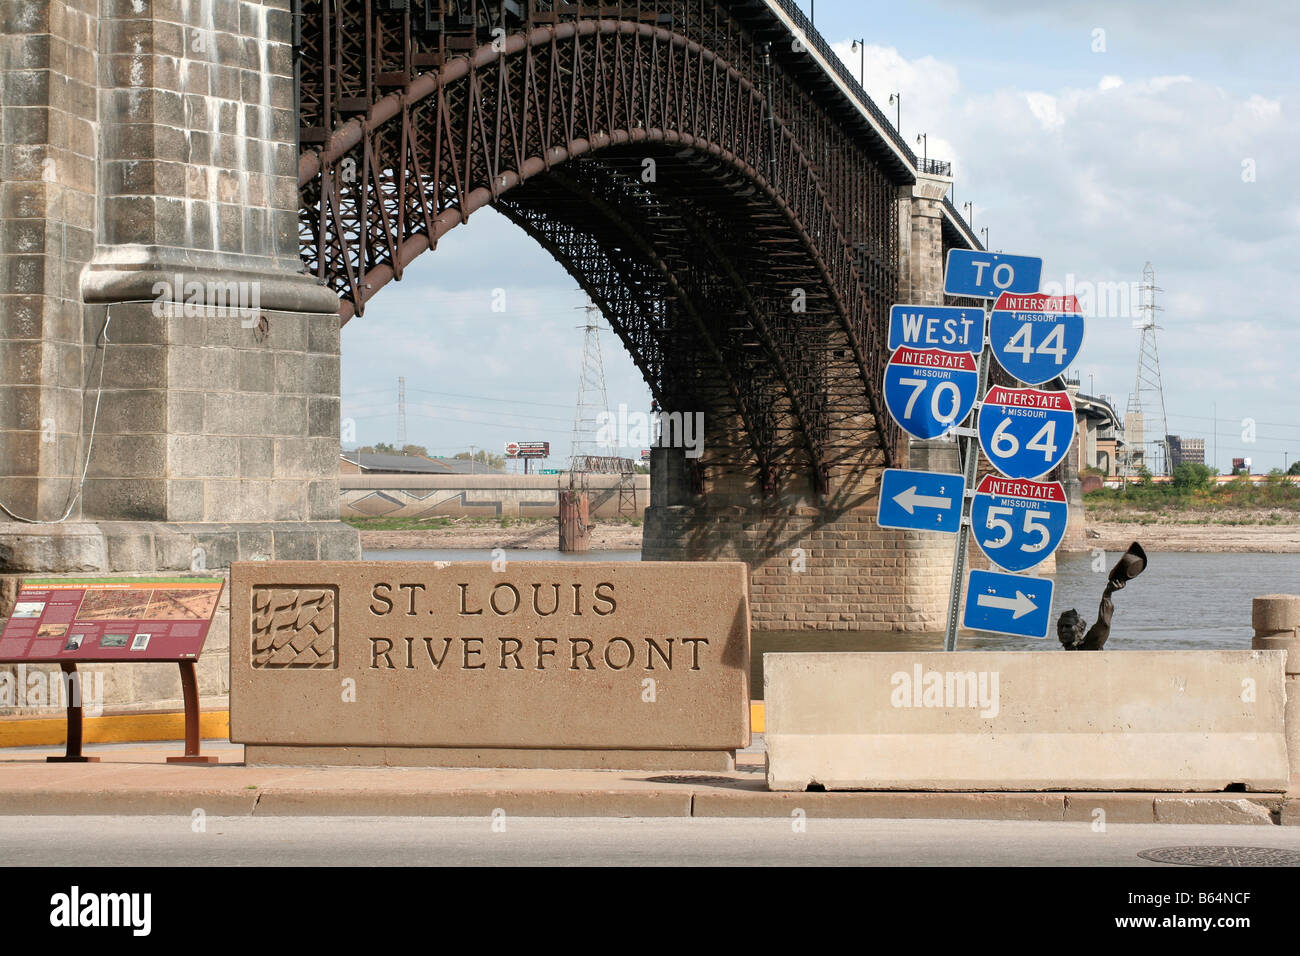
362, 549, 1299, 692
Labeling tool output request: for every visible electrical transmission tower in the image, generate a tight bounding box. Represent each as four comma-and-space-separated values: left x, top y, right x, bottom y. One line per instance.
396, 376, 407, 445
1122, 263, 1170, 476
569, 302, 612, 484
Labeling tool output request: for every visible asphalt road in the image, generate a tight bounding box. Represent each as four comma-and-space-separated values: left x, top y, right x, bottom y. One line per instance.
2, 815, 1299, 866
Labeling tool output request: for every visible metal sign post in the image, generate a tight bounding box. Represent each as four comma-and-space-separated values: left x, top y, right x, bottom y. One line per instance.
942, 300, 992, 652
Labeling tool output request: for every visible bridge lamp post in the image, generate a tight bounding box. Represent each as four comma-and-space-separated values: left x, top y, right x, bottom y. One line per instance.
963, 200, 974, 230
916, 133, 927, 166
850, 38, 865, 87
888, 92, 901, 133
981, 226, 989, 248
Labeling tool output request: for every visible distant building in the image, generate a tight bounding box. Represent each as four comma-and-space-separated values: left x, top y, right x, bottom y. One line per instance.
1166, 435, 1205, 470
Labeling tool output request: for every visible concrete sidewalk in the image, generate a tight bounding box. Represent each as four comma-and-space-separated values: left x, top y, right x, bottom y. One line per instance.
2, 742, 1297, 825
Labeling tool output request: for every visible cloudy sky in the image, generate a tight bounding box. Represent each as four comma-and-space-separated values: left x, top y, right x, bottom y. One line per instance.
340, 0, 1299, 473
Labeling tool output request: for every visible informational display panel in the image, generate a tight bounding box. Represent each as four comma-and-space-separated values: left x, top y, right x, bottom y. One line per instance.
0, 577, 224, 663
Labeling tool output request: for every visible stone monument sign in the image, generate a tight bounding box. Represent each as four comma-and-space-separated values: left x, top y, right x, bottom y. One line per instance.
231, 561, 750, 769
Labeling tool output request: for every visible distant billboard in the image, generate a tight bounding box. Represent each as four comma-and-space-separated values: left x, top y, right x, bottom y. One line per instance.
505, 441, 550, 459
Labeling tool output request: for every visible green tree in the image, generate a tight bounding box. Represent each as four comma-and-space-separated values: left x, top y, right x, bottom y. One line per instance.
1170, 462, 1213, 492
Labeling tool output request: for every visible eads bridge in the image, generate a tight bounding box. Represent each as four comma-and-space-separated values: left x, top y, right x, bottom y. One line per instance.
0, 0, 1081, 630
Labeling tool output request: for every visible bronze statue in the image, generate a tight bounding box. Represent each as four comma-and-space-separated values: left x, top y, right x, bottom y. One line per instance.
1058, 542, 1146, 651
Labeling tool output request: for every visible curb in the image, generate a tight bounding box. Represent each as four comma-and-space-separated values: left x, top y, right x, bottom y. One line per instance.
0, 786, 1290, 824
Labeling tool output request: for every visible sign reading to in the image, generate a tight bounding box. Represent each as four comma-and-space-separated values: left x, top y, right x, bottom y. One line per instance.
888, 304, 984, 353
944, 250, 1043, 299
989, 293, 1085, 385
876, 468, 965, 534
505, 441, 550, 459
0, 577, 224, 663
883, 347, 979, 440
969, 475, 1068, 573
977, 385, 1075, 479
962, 568, 1054, 639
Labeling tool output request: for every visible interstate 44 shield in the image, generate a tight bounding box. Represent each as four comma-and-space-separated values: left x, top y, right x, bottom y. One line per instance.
989, 293, 1085, 386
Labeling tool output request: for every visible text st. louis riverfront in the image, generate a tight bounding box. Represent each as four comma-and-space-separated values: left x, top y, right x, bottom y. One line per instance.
1, 0, 1298, 907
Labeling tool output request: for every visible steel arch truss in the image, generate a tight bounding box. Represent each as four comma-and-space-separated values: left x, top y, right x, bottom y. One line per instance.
297, 1, 907, 490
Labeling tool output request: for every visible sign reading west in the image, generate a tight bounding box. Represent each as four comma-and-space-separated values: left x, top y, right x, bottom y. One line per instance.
883, 347, 979, 440
989, 292, 1085, 385
888, 304, 984, 353
969, 475, 1068, 573
876, 468, 965, 534
977, 385, 1075, 480
944, 250, 1043, 299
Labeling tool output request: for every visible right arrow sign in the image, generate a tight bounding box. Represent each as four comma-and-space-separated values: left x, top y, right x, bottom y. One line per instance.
962, 568, 1054, 639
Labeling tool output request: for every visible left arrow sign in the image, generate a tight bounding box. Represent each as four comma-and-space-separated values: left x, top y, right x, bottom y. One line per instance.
894, 486, 952, 514
876, 468, 965, 534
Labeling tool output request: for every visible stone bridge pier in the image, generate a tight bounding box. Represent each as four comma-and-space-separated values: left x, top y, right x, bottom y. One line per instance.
0, 0, 359, 581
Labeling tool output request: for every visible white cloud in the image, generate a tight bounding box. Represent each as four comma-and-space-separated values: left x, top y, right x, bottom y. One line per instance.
1025, 91, 1065, 130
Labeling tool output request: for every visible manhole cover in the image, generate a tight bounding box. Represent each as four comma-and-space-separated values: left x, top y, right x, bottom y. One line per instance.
644, 774, 737, 785
1138, 846, 1300, 867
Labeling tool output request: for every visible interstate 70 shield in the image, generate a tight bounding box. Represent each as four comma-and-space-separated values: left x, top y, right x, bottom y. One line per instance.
883, 347, 979, 441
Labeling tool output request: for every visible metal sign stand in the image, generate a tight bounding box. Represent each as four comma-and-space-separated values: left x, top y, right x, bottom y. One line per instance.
943, 301, 993, 652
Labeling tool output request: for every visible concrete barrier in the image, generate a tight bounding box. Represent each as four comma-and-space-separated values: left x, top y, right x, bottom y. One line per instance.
1253, 594, 1300, 775
764, 651, 1290, 792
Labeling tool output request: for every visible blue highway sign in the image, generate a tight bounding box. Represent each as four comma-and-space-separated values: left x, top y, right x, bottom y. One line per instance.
944, 250, 1043, 299
876, 468, 965, 534
883, 347, 979, 441
888, 304, 984, 353
977, 385, 1075, 480
989, 292, 1086, 386
969, 475, 1068, 573
962, 568, 1054, 639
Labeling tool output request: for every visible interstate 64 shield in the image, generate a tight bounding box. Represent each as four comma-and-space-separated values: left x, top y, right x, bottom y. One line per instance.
883, 347, 979, 441
969, 475, 1068, 573
977, 385, 1075, 480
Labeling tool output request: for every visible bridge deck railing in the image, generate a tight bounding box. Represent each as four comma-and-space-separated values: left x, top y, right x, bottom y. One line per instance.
765, 0, 916, 167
